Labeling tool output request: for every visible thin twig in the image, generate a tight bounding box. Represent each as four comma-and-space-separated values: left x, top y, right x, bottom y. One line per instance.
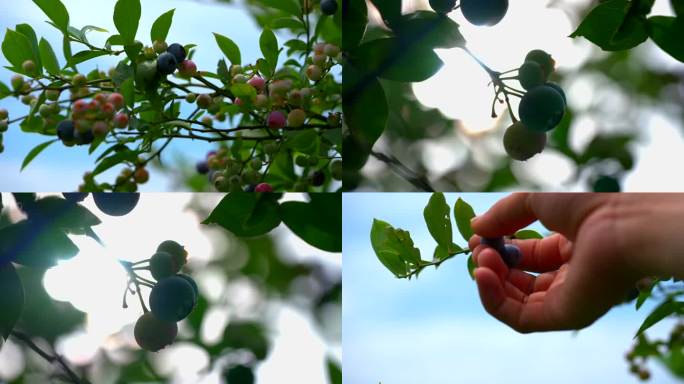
10, 331, 88, 384
370, 150, 435, 192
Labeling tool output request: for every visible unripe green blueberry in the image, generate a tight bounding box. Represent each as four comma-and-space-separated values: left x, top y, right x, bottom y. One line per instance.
46, 89, 60, 101
232, 74, 248, 84
324, 44, 340, 57
134, 167, 149, 184
503, 121, 547, 161
295, 155, 309, 167
306, 65, 323, 81
288, 90, 303, 106
287, 109, 306, 127
150, 251, 181, 281
196, 94, 212, 109
201, 116, 214, 127
215, 112, 227, 122
185, 93, 197, 103
268, 79, 292, 95
157, 240, 188, 266
213, 175, 228, 190
460, 0, 509, 26
150, 275, 197, 322
134, 312, 178, 352
207, 102, 221, 115
250, 158, 262, 170
38, 104, 53, 118
21, 95, 33, 105
263, 142, 278, 155
254, 94, 269, 108
518, 85, 566, 132
0, 119, 8, 133
518, 61, 545, 90
143, 46, 156, 60
92, 193, 140, 216
72, 74, 87, 87
312, 53, 327, 66
524, 50, 555, 78
229, 64, 243, 77
330, 160, 342, 180
22, 60, 36, 74
153, 40, 168, 54
11, 75, 24, 90
243, 169, 260, 184
308, 155, 320, 166
429, 0, 457, 13
0, 108, 7, 120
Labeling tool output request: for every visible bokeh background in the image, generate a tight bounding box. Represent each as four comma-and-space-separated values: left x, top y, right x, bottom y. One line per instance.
343, 193, 680, 383
348, 0, 684, 192
0, 193, 341, 383
0, 0, 333, 191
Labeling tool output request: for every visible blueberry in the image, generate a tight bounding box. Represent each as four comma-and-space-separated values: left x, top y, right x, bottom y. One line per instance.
150, 275, 197, 322
56, 120, 75, 142
480, 236, 505, 253
62, 192, 88, 203
166, 43, 187, 63
74, 128, 94, 145
502, 244, 521, 268
157, 52, 178, 76
320, 0, 338, 15
196, 161, 209, 175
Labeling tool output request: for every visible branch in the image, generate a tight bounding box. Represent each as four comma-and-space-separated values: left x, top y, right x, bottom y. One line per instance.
370, 150, 435, 192
10, 331, 89, 384
398, 248, 471, 279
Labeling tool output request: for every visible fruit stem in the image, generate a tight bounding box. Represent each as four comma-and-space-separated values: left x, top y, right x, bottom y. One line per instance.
462, 47, 518, 123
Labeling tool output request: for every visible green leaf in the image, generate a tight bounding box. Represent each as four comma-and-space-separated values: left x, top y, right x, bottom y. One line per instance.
370, 219, 421, 277
150, 9, 175, 43
342, 64, 387, 170
29, 196, 101, 232
270, 17, 305, 31
327, 358, 342, 384
21, 139, 57, 171
285, 130, 319, 154
120, 78, 135, 107
92, 150, 138, 176
230, 83, 257, 101
467, 254, 476, 280
394, 11, 466, 49
221, 322, 270, 360
349, 37, 443, 82
454, 198, 476, 241
203, 193, 281, 237
67, 50, 109, 67
647, 16, 684, 63
113, 0, 141, 44
423, 193, 452, 248
16, 24, 42, 72
0, 263, 24, 340
369, 0, 401, 25
279, 194, 341, 253
570, 0, 648, 51
38, 38, 60, 75
433, 244, 448, 261
259, 28, 279, 69
343, 0, 367, 51
513, 229, 543, 240
32, 0, 69, 33
0, 220, 79, 268
258, 0, 300, 15
636, 279, 659, 311
213, 33, 241, 65
2, 29, 35, 70
635, 299, 684, 337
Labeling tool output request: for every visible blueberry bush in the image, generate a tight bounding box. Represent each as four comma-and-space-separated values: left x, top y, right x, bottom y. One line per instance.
0, 192, 341, 383
370, 192, 684, 381
343, 0, 684, 192
0, 0, 342, 192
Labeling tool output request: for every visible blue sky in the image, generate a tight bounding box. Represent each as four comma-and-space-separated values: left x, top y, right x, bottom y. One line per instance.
343, 193, 681, 384
0, 0, 264, 191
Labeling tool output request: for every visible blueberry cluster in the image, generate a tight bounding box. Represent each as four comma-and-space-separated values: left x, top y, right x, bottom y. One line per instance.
134, 240, 199, 352
56, 90, 129, 146
504, 49, 567, 161
480, 236, 521, 268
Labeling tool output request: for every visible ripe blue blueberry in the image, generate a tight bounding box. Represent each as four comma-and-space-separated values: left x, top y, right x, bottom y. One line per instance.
93, 193, 140, 216
480, 236, 505, 253
196, 161, 209, 174
166, 43, 187, 63
502, 244, 521, 268
320, 0, 338, 15
62, 192, 88, 203
157, 52, 178, 76
460, 0, 509, 26
74, 127, 94, 145
519, 85, 566, 132
56, 120, 75, 142
150, 275, 197, 322
545, 82, 567, 105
